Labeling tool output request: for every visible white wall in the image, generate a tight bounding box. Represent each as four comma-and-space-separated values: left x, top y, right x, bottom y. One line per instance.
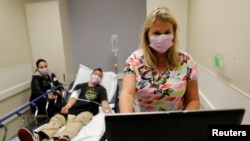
0, 0, 32, 67
198, 65, 250, 124
188, 0, 250, 124
188, 0, 250, 95
0, 0, 33, 139
25, 0, 75, 85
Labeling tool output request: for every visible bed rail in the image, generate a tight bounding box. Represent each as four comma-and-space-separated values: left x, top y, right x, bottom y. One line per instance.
0, 85, 63, 141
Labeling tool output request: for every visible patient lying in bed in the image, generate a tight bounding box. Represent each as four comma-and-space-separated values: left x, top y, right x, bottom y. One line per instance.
17, 68, 112, 141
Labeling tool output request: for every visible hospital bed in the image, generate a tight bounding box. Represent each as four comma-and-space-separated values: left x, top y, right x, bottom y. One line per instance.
34, 64, 119, 141
0, 64, 119, 141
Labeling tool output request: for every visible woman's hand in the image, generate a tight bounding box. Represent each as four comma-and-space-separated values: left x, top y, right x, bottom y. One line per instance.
56, 90, 62, 96
48, 93, 57, 99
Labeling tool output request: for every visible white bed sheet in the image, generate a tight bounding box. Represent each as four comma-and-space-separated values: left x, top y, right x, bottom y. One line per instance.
63, 105, 113, 141
71, 112, 106, 141
34, 105, 114, 141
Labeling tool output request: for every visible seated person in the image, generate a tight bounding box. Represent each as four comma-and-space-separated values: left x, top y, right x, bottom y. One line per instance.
30, 59, 64, 118
18, 68, 111, 141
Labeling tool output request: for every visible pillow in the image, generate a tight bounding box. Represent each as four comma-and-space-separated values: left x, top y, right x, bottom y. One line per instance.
69, 64, 118, 103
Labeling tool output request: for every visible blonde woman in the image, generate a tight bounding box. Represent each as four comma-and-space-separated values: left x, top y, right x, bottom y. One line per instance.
119, 7, 200, 113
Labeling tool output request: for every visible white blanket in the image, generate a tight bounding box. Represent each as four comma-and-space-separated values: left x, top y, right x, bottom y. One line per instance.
69, 112, 106, 141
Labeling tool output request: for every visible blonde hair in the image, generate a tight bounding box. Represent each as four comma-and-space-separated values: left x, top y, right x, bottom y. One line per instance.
140, 6, 180, 68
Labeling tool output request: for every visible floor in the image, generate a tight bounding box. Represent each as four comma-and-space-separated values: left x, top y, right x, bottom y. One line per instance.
7, 119, 47, 141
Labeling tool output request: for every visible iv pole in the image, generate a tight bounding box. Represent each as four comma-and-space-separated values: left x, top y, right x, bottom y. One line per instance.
114, 52, 118, 74
111, 34, 118, 74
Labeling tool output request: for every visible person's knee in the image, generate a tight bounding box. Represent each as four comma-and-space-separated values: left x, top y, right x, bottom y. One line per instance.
51, 114, 67, 125
75, 112, 93, 123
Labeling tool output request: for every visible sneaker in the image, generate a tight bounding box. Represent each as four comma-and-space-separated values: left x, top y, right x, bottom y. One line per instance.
18, 127, 40, 141
57, 136, 70, 141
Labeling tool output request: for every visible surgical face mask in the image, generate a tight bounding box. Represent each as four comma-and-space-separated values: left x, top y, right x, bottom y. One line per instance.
149, 34, 173, 53
39, 68, 49, 76
90, 74, 101, 84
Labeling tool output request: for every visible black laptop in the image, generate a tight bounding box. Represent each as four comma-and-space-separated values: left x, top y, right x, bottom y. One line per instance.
104, 108, 245, 141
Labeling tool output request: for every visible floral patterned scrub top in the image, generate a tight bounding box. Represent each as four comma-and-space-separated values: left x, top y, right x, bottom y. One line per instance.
124, 49, 199, 112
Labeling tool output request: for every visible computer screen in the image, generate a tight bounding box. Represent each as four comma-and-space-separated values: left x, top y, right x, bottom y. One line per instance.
105, 108, 245, 141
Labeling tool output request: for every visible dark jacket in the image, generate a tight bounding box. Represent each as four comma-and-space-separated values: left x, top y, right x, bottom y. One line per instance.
30, 72, 64, 117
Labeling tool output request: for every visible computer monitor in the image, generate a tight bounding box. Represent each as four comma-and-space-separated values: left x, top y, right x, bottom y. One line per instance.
105, 108, 245, 141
